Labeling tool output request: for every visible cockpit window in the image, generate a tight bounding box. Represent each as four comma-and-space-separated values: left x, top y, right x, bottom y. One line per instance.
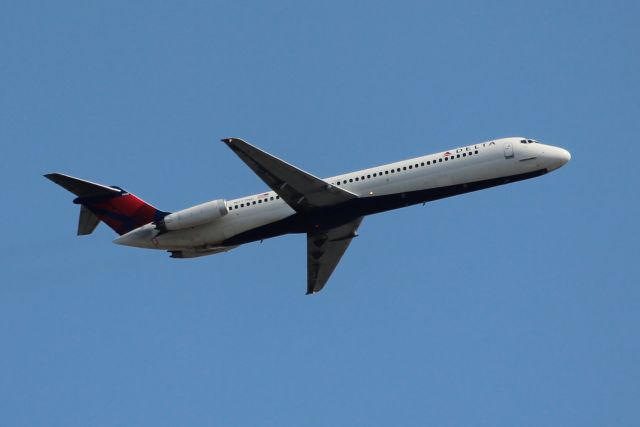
522, 138, 540, 144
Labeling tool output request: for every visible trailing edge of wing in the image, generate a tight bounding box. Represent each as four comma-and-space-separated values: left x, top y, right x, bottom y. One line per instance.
221, 138, 357, 212
307, 217, 363, 294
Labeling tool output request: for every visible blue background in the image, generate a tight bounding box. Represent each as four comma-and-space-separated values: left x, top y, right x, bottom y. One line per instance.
1, 1, 638, 425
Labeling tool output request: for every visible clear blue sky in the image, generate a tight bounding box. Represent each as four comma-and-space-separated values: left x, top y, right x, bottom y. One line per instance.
1, 1, 638, 425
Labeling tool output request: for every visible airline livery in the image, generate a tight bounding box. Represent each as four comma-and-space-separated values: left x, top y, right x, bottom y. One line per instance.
46, 137, 570, 294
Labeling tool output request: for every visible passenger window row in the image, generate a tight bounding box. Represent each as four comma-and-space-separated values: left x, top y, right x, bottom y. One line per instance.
332, 150, 480, 186
229, 195, 280, 211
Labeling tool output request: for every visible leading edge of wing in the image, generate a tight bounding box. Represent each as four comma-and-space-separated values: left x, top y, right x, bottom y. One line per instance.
221, 138, 357, 212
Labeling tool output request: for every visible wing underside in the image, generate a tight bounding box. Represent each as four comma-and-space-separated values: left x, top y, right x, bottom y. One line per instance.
307, 217, 363, 294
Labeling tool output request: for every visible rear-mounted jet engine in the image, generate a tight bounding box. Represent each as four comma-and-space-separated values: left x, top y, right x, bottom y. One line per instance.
155, 199, 228, 232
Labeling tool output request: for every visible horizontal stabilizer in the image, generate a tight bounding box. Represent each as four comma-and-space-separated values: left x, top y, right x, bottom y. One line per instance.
44, 173, 120, 198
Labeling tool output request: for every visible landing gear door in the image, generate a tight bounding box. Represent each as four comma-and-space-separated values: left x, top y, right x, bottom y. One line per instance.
504, 142, 514, 158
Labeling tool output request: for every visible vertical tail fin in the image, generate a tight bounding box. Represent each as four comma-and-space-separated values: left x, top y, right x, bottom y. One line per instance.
77, 205, 100, 235
45, 173, 168, 236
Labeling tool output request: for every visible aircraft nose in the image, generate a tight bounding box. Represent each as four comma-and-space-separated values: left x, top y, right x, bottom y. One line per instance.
559, 148, 571, 165
545, 146, 571, 171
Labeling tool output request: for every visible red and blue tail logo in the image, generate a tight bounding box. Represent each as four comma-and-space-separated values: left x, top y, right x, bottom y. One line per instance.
74, 189, 168, 235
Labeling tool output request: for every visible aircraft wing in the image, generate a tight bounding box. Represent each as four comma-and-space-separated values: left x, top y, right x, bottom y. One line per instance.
222, 138, 357, 212
306, 217, 363, 294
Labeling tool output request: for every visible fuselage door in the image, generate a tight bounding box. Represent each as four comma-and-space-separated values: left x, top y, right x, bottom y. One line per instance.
504, 142, 514, 158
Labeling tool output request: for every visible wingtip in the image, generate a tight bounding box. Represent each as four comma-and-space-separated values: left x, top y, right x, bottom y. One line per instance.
44, 172, 73, 185
43, 172, 62, 182
221, 137, 249, 146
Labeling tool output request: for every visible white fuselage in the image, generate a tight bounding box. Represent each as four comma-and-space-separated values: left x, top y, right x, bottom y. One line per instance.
114, 137, 570, 254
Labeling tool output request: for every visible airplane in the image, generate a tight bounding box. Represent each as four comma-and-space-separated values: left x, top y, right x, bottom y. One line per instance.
45, 137, 570, 294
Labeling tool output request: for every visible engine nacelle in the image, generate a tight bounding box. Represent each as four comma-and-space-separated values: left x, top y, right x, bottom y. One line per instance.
155, 199, 228, 232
